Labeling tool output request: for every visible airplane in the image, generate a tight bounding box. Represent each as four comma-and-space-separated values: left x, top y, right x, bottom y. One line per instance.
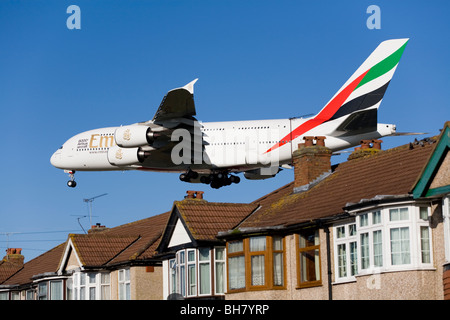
51, 38, 409, 189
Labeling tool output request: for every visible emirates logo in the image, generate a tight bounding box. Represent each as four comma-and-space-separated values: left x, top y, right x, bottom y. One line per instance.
115, 148, 123, 160
123, 129, 131, 141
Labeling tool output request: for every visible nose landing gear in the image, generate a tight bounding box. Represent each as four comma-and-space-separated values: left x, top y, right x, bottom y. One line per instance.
65, 170, 77, 188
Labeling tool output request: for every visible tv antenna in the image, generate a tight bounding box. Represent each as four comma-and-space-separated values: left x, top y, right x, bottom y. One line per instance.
83, 193, 108, 227
70, 215, 98, 234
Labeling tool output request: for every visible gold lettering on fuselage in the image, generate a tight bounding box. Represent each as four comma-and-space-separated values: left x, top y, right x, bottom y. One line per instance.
89, 134, 115, 149
100, 135, 114, 148
89, 134, 100, 148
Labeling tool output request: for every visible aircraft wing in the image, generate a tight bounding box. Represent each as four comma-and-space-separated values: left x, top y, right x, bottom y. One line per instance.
152, 79, 198, 123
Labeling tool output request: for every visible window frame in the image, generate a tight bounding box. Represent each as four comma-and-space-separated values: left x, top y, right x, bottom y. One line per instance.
296, 229, 322, 288
336, 204, 434, 280
214, 247, 226, 295
226, 236, 286, 293
118, 268, 131, 300
334, 220, 358, 283
169, 247, 221, 298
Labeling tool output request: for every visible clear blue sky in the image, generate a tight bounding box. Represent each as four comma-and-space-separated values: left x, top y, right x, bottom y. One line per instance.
0, 0, 448, 261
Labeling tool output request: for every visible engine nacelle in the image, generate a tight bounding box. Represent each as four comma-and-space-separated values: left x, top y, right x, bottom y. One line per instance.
115, 125, 158, 148
107, 146, 148, 166
243, 167, 279, 180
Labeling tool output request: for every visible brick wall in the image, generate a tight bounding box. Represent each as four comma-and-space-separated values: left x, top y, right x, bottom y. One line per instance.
444, 264, 450, 300
292, 137, 332, 189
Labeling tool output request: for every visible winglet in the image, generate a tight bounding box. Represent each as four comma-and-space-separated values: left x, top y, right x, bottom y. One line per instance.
183, 78, 198, 94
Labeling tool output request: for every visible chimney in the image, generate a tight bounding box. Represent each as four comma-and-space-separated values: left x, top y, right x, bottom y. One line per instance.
292, 136, 332, 192
348, 139, 383, 160
185, 190, 205, 200
88, 223, 108, 233
2, 248, 24, 266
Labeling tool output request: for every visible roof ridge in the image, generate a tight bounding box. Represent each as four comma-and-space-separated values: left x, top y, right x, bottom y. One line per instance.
103, 235, 142, 266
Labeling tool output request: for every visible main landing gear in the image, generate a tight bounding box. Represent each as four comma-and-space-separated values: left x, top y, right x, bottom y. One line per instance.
179, 170, 240, 189
65, 170, 77, 188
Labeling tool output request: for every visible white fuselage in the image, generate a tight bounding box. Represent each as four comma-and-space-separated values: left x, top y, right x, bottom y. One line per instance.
50, 117, 396, 173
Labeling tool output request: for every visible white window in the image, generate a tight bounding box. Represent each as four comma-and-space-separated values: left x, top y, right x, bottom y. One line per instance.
215, 248, 226, 294
87, 273, 97, 300
169, 258, 177, 295
100, 273, 111, 300
118, 269, 131, 300
26, 290, 34, 300
38, 282, 48, 300
335, 204, 434, 280
170, 247, 221, 298
187, 249, 196, 296
50, 280, 63, 300
198, 248, 211, 295
79, 272, 86, 300
334, 221, 358, 282
10, 292, 20, 300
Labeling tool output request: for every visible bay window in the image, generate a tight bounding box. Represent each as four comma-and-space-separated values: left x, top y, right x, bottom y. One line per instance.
70, 272, 111, 300
168, 247, 224, 298
334, 204, 434, 282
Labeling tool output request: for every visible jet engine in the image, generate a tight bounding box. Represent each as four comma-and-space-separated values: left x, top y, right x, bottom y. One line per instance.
107, 146, 150, 166
114, 125, 159, 148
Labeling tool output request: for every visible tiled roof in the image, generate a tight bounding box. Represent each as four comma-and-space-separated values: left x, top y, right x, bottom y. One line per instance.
0, 261, 23, 284
174, 200, 258, 241
69, 234, 140, 267
71, 211, 170, 266
240, 140, 437, 230
2, 244, 65, 286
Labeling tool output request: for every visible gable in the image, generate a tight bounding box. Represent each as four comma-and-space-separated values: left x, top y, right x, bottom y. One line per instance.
413, 123, 450, 198
429, 152, 449, 190
168, 218, 192, 248
58, 239, 82, 274
65, 246, 82, 271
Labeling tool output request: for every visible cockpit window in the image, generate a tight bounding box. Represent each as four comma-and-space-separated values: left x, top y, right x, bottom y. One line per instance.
59, 146, 63, 149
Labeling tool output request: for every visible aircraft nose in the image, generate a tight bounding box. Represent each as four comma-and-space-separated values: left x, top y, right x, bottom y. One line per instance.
50, 150, 62, 168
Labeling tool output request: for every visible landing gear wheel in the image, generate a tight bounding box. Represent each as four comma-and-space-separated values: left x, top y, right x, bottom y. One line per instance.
179, 169, 199, 182
67, 180, 77, 188
65, 170, 77, 188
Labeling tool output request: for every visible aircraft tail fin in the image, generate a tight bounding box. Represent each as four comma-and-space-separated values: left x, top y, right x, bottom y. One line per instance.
315, 38, 408, 124
264, 39, 408, 153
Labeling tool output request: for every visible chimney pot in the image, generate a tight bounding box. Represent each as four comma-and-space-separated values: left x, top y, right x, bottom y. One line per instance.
3, 248, 24, 266
360, 140, 372, 149
315, 136, 326, 147
372, 139, 383, 150
196, 191, 204, 200
303, 136, 315, 147
186, 190, 196, 199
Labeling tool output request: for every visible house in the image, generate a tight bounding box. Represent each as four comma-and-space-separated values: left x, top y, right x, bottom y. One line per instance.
156, 191, 258, 299
411, 121, 450, 299
215, 122, 449, 300
1, 122, 448, 300
0, 246, 65, 300
0, 212, 169, 300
